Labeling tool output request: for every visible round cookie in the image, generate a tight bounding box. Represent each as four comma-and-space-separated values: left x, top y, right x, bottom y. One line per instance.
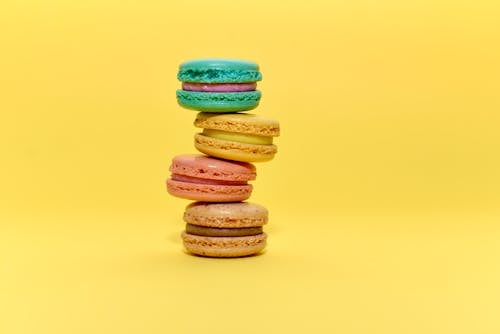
178, 59, 262, 83
181, 232, 267, 258
166, 155, 256, 202
182, 202, 268, 257
176, 58, 262, 112
193, 112, 280, 162
184, 202, 268, 228
176, 90, 261, 113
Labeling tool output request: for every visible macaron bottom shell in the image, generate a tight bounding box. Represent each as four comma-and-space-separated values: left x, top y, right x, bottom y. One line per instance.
176, 90, 261, 112
194, 133, 277, 162
166, 178, 253, 202
182, 232, 267, 258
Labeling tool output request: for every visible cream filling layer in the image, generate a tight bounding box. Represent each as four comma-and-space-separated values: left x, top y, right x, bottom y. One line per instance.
202, 129, 273, 145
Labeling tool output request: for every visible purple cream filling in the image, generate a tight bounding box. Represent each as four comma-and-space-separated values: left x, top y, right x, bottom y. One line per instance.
182, 82, 257, 92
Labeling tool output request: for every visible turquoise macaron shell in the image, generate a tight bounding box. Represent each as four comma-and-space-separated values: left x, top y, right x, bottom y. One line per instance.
176, 90, 261, 112
177, 58, 262, 83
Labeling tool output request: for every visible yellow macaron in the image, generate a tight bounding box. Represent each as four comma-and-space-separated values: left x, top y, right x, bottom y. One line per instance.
193, 112, 280, 162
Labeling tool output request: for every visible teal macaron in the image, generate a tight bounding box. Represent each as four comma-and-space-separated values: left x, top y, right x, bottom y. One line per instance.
176, 58, 262, 112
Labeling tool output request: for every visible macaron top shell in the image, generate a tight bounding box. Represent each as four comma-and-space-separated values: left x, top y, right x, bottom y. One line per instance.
178, 58, 262, 83
169, 154, 256, 182
184, 202, 268, 228
194, 112, 280, 137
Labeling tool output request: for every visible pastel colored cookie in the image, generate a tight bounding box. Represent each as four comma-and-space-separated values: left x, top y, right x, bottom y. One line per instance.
166, 155, 256, 202
177, 58, 262, 83
193, 112, 280, 162
181, 202, 268, 257
181, 232, 267, 258
183, 202, 268, 228
176, 90, 261, 113
176, 58, 262, 112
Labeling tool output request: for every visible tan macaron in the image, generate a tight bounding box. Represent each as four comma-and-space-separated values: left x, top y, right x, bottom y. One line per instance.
182, 202, 268, 257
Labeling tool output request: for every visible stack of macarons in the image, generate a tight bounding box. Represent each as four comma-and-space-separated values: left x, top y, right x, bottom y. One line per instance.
167, 58, 279, 257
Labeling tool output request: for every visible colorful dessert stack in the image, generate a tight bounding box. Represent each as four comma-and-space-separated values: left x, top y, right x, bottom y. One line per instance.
166, 58, 280, 257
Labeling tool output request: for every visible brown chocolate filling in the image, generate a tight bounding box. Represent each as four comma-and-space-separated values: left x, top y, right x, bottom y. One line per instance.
185, 224, 263, 237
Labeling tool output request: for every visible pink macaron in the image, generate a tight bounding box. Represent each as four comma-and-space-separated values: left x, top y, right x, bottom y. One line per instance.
166, 154, 256, 202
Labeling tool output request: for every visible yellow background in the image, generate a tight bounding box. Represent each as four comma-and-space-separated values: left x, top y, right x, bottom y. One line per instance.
1, 0, 499, 333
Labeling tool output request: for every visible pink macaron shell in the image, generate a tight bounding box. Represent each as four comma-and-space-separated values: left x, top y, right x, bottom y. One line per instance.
166, 179, 252, 202
169, 155, 256, 182
182, 82, 257, 92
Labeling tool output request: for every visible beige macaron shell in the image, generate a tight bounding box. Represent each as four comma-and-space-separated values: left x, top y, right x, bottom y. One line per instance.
182, 232, 267, 257
184, 202, 268, 228
194, 112, 280, 137
194, 133, 277, 162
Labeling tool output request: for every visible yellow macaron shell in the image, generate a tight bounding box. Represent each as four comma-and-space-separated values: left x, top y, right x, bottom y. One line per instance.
194, 112, 280, 137
194, 134, 277, 162
202, 129, 273, 145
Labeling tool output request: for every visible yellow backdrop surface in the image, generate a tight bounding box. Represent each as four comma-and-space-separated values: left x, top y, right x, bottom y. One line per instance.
1, 0, 499, 333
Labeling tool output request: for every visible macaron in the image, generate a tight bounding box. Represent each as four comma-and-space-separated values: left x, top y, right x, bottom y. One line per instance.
181, 202, 268, 257
193, 112, 280, 162
166, 154, 256, 202
176, 58, 262, 112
